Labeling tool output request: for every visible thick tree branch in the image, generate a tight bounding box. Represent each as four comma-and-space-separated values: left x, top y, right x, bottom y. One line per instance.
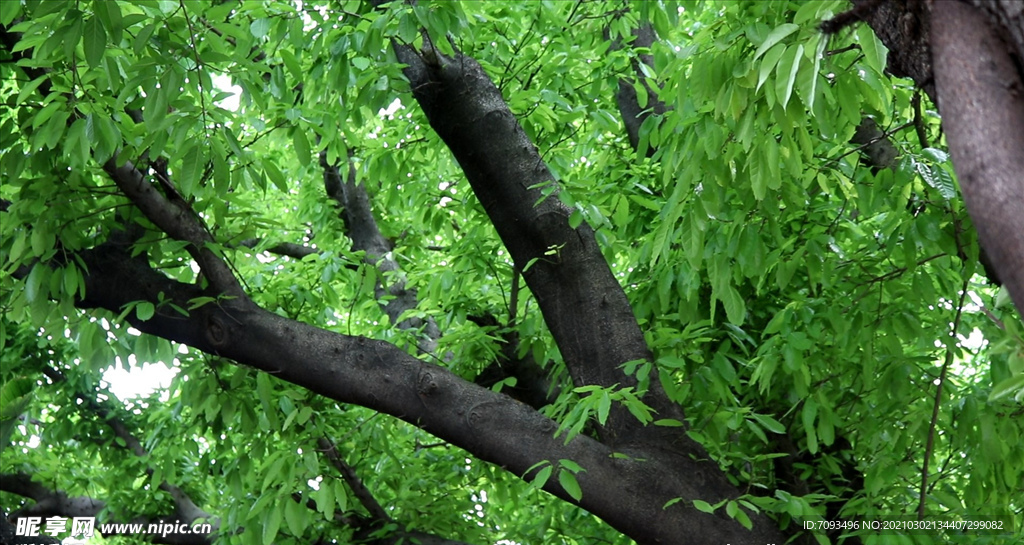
392, 43, 683, 445
52, 234, 782, 545
831, 0, 1024, 312
389, 40, 785, 545
931, 0, 1024, 313
318, 150, 554, 402
824, 0, 935, 99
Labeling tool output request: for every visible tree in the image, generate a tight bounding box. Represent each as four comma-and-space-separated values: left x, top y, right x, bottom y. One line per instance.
2, 1, 1023, 544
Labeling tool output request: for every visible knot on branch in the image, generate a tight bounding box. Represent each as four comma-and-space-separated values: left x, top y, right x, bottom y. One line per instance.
466, 401, 491, 429
417, 370, 438, 397
206, 315, 228, 347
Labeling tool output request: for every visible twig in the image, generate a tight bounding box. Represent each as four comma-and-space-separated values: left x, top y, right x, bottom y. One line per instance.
917, 280, 969, 519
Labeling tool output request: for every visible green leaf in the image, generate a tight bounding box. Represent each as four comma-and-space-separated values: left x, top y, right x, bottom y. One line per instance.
0, 377, 34, 420
802, 397, 819, 454
734, 507, 753, 529
31, 101, 61, 129
750, 413, 786, 434
83, 16, 106, 69
559, 459, 583, 473
264, 160, 289, 193
262, 503, 282, 545
93, 0, 122, 44
0, 0, 22, 26
179, 144, 203, 198
333, 481, 348, 513
745, 418, 768, 444
753, 23, 798, 60
775, 44, 803, 109
613, 195, 629, 227
250, 18, 270, 39
292, 128, 312, 166
17, 75, 49, 104
558, 468, 582, 501
63, 13, 83, 62
134, 22, 157, 55
316, 481, 335, 520
757, 43, 786, 92
31, 227, 55, 258
932, 166, 958, 200
135, 301, 155, 321
719, 285, 746, 325
693, 500, 715, 513
0, 378, 33, 455
856, 24, 887, 74
748, 153, 766, 201
922, 147, 949, 163
280, 49, 303, 80
8, 231, 27, 264
531, 465, 553, 488
988, 375, 1024, 402
597, 392, 611, 425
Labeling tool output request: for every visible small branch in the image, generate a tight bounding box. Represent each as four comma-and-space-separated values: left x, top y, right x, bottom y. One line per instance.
508, 266, 520, 327
825, 44, 860, 56
237, 238, 319, 260
317, 437, 391, 522
825, 121, 914, 167
917, 280, 969, 519
180, 1, 210, 138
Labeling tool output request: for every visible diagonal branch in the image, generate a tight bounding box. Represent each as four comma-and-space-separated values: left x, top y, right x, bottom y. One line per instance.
918, 281, 969, 519
103, 157, 245, 299
37, 230, 777, 545
317, 437, 390, 522
320, 150, 441, 355
237, 239, 320, 260
392, 43, 682, 444
931, 0, 1024, 315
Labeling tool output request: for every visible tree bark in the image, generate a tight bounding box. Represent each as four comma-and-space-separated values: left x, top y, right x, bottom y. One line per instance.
930, 0, 1024, 312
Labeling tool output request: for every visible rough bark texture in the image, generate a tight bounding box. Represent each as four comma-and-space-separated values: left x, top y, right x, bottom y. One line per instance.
23, 2, 1021, 542
930, 1, 1024, 312
851, 0, 936, 98
842, 0, 1024, 313
392, 43, 677, 443
0, 31, 789, 545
